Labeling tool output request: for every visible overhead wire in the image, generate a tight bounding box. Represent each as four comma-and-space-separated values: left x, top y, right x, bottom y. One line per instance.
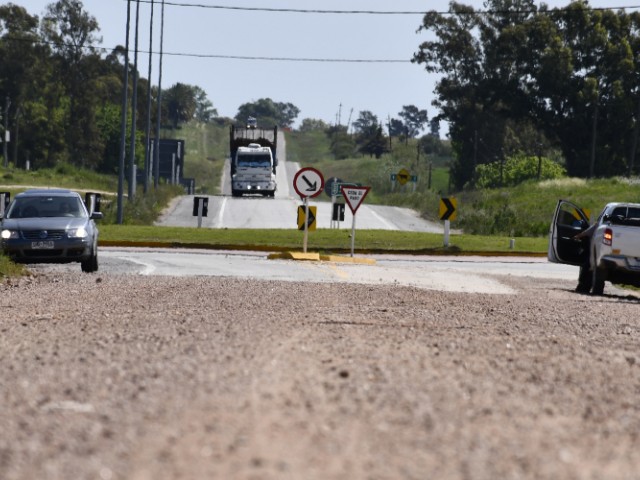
9, 2, 640, 64
134, 1, 640, 15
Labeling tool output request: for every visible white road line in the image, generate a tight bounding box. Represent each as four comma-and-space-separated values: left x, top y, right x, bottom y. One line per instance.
121, 256, 156, 275
367, 207, 396, 229
216, 197, 227, 228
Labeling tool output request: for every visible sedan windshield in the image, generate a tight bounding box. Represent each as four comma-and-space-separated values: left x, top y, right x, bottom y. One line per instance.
7, 196, 87, 219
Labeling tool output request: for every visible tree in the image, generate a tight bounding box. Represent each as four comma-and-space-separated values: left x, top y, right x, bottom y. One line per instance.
0, 4, 46, 167
414, 0, 640, 188
388, 118, 405, 137
325, 124, 355, 159
398, 105, 428, 138
41, 0, 103, 168
429, 118, 440, 138
193, 86, 216, 123
352, 110, 379, 135
352, 111, 388, 158
299, 118, 329, 132
235, 98, 300, 128
163, 83, 197, 129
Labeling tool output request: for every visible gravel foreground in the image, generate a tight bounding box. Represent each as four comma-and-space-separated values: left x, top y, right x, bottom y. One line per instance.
1, 272, 639, 480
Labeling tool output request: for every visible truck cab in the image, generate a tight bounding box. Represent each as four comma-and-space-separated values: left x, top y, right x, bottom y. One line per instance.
229, 125, 278, 198
231, 143, 277, 197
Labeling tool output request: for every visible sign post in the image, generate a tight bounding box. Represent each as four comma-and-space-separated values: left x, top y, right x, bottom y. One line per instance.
341, 185, 371, 257
439, 197, 457, 247
192, 196, 209, 228
293, 167, 324, 253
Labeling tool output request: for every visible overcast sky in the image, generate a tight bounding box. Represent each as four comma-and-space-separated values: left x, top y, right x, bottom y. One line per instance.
21, 0, 635, 134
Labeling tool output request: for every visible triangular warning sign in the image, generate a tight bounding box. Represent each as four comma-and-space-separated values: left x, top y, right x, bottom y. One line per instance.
341, 186, 371, 214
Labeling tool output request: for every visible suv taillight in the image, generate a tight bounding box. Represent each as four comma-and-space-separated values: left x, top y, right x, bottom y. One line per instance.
603, 228, 613, 246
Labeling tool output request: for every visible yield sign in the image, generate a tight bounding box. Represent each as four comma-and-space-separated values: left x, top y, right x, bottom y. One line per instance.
341, 186, 371, 214
293, 167, 324, 198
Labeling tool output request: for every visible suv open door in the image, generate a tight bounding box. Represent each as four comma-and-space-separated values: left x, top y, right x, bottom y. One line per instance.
548, 199, 590, 265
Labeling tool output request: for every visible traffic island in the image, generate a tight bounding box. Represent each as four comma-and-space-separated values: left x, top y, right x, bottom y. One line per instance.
268, 252, 376, 265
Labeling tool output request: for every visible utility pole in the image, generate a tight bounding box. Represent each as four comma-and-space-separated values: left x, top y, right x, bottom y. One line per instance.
128, 0, 141, 200
153, 0, 165, 189
3, 96, 10, 168
117, 0, 131, 224
589, 98, 599, 179
143, 0, 155, 194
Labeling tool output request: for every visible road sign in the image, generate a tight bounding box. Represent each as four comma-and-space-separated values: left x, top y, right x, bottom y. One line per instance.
293, 167, 324, 198
192, 196, 209, 217
332, 203, 345, 222
341, 186, 371, 214
297, 205, 317, 231
397, 168, 410, 185
439, 197, 457, 221
324, 177, 343, 197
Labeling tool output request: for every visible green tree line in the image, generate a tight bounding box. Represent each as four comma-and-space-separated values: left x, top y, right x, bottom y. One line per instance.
414, 0, 640, 190
0, 0, 217, 174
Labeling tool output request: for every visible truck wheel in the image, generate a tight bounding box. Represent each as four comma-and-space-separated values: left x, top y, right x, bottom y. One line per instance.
591, 267, 605, 295
576, 265, 592, 293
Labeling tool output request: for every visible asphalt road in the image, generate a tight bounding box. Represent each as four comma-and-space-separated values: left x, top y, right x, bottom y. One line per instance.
156, 132, 443, 232
30, 247, 583, 295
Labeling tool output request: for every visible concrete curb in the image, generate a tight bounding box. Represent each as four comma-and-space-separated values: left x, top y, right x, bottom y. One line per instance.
99, 240, 546, 259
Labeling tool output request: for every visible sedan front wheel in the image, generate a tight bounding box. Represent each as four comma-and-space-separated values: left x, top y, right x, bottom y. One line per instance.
81, 249, 98, 273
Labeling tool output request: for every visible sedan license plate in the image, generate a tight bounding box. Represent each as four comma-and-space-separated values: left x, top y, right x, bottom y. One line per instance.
31, 240, 55, 249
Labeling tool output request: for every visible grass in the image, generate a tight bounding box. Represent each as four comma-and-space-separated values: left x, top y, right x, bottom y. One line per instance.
456, 177, 640, 236
0, 255, 27, 277
4, 120, 640, 278
1, 162, 117, 193
99, 225, 547, 254
173, 122, 229, 195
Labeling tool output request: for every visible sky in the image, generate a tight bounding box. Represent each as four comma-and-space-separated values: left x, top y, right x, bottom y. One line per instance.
20, 0, 635, 135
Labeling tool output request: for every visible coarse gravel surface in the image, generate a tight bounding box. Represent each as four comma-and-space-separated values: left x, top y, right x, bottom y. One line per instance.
1, 271, 639, 480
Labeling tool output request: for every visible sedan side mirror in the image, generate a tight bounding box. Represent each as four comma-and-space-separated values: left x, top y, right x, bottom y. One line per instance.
91, 211, 104, 220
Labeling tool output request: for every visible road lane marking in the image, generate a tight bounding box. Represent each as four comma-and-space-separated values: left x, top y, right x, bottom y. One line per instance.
121, 256, 156, 275
216, 197, 227, 228
367, 207, 396, 229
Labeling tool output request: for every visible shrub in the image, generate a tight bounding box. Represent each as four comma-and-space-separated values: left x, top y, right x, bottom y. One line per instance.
475, 154, 566, 189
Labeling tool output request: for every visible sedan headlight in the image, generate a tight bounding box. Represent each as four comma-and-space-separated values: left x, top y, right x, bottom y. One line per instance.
67, 227, 88, 238
1, 229, 18, 239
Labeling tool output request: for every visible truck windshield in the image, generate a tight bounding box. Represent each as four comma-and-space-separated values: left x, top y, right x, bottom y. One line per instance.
237, 153, 271, 168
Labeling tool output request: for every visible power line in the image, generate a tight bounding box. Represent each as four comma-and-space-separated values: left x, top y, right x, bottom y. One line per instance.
2, 36, 411, 62
160, 51, 409, 62
134, 1, 640, 15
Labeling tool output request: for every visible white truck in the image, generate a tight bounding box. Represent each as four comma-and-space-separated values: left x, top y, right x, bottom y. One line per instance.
548, 200, 640, 295
229, 125, 278, 197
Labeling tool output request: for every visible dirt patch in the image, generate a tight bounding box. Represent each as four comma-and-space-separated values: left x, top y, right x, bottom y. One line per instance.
1, 273, 639, 479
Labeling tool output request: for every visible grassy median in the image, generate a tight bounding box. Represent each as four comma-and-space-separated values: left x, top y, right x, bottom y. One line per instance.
98, 225, 548, 255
